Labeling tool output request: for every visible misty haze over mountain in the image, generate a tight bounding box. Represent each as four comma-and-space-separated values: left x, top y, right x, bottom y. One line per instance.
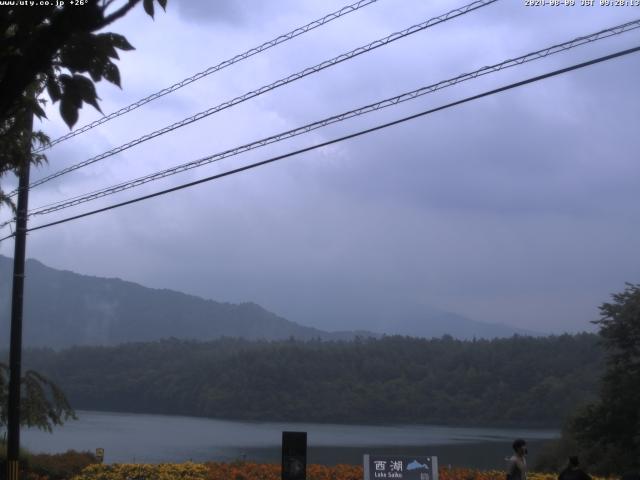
0, 255, 539, 348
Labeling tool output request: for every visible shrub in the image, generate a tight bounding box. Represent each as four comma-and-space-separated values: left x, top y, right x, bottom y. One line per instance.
26, 450, 98, 480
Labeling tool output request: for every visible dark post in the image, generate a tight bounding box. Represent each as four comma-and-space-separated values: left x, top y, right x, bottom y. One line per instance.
282, 431, 307, 480
6, 114, 32, 480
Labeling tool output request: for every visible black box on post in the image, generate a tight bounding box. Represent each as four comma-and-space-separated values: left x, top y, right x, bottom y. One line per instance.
282, 431, 307, 480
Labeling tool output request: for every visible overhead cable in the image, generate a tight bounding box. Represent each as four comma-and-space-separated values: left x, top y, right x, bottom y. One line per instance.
36, 0, 382, 153
0, 44, 635, 242
15, 0, 498, 196
23, 18, 640, 219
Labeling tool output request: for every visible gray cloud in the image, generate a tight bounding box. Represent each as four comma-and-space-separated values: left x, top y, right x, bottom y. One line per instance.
170, 0, 310, 26
3, 0, 639, 337
172, 0, 249, 25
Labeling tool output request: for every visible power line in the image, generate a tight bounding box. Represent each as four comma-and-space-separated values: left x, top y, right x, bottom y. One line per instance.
1, 44, 635, 242
35, 0, 381, 153
22, 18, 640, 219
14, 0, 497, 197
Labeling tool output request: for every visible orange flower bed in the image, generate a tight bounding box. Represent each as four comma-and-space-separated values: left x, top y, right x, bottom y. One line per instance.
71, 463, 613, 480
204, 462, 362, 480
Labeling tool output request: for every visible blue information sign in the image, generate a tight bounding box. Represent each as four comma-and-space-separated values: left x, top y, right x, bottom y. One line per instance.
363, 455, 438, 480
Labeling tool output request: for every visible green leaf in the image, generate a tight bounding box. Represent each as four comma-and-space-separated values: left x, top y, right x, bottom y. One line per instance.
157, 0, 167, 11
71, 74, 102, 113
58, 73, 72, 85
95, 34, 119, 59
60, 98, 79, 129
59, 33, 96, 73
46, 78, 62, 103
32, 102, 47, 120
103, 61, 121, 88
59, 74, 83, 108
107, 33, 135, 51
88, 58, 104, 82
143, 0, 155, 18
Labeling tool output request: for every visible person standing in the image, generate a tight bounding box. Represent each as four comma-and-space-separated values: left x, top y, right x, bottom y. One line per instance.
558, 456, 591, 480
507, 438, 528, 480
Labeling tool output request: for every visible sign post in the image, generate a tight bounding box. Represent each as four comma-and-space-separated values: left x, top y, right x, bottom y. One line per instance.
282, 431, 306, 480
364, 455, 438, 480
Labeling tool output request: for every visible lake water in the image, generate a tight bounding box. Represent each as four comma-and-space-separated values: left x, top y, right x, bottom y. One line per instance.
21, 411, 559, 469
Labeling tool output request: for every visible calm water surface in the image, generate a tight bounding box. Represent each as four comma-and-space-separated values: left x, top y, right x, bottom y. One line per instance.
22, 411, 559, 469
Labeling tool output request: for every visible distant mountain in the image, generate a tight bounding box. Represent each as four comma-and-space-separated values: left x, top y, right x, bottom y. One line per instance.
0, 256, 367, 348
0, 255, 537, 348
298, 297, 541, 340
359, 305, 541, 340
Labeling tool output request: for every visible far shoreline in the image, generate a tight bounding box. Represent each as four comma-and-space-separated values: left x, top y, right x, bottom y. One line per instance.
22, 410, 559, 468
64, 408, 564, 432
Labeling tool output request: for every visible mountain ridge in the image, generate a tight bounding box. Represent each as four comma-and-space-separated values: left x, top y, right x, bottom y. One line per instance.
0, 255, 537, 348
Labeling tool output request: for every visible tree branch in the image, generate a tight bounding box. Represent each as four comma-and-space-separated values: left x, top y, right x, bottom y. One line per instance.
98, 0, 141, 29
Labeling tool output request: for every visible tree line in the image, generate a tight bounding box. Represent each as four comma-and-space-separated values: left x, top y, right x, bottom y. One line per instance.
15, 333, 602, 427
537, 284, 640, 476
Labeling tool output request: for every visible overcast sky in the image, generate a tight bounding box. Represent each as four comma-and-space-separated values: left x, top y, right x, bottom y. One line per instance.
2, 0, 639, 334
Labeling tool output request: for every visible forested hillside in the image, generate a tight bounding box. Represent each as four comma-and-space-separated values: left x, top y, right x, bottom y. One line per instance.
19, 333, 602, 426
0, 256, 537, 346
0, 256, 359, 346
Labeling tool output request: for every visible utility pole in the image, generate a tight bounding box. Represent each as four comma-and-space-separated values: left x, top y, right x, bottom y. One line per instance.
6, 113, 33, 480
